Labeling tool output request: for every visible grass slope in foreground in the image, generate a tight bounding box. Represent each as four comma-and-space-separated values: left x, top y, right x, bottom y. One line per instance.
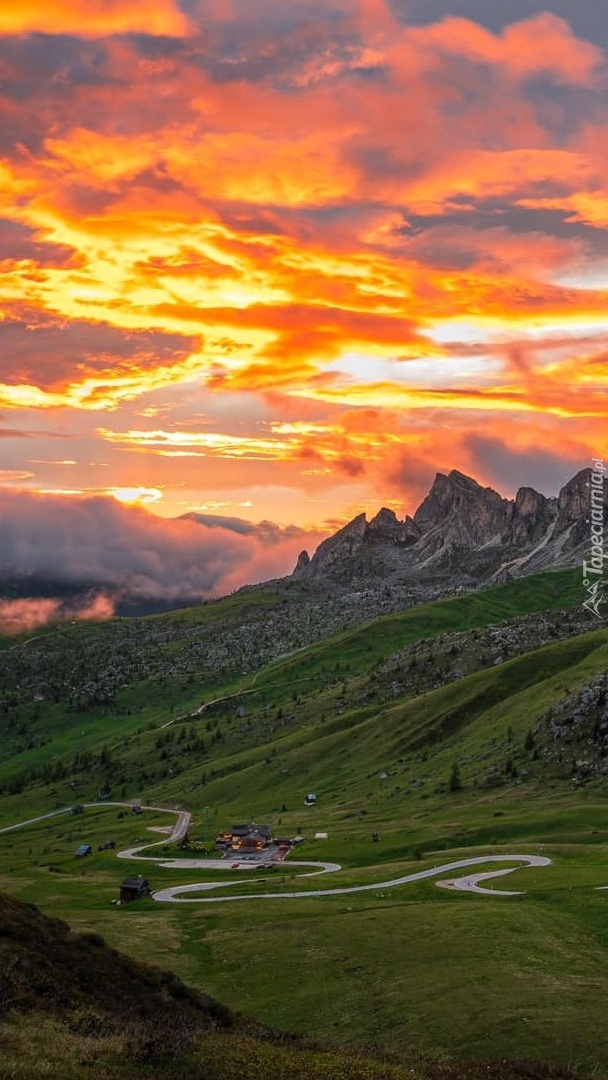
0, 888, 593, 1080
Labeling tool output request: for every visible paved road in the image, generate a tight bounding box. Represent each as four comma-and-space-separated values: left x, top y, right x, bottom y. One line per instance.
0, 802, 189, 845
151, 854, 551, 903
0, 804, 551, 904
436, 863, 546, 896
117, 808, 190, 859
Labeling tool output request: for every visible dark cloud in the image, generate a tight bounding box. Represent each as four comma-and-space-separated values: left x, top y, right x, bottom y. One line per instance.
335, 454, 366, 477
179, 1, 378, 87
0, 35, 189, 155
379, 448, 438, 511
393, 0, 608, 46
121, 34, 185, 60
397, 202, 608, 265
53, 185, 126, 217
0, 219, 82, 269
403, 202, 606, 241
0, 37, 117, 152
181, 512, 310, 543
0, 36, 113, 99
464, 435, 584, 496
47, 169, 190, 222
520, 77, 605, 142
0, 307, 200, 389
347, 144, 427, 185
0, 491, 324, 600
396, 229, 481, 271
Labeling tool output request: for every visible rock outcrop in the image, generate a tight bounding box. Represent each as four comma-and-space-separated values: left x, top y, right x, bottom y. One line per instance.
293, 550, 311, 577
367, 508, 421, 545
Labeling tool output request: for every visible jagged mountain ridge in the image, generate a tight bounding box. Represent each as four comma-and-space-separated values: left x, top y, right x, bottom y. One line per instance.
292, 468, 607, 587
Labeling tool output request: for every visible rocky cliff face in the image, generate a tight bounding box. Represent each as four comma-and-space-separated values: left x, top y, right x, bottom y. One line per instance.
504, 487, 556, 548
411, 471, 510, 566
556, 468, 606, 550
292, 468, 606, 587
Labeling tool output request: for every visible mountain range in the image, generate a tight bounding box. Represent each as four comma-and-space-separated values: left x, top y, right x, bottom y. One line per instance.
291, 468, 606, 589
0, 469, 605, 622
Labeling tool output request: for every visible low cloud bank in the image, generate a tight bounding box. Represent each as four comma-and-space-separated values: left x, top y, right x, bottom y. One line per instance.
0, 491, 324, 618
0, 594, 115, 635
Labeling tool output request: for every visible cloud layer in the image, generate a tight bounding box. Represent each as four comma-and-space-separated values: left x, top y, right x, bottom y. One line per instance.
0, 490, 323, 604
0, 0, 606, 553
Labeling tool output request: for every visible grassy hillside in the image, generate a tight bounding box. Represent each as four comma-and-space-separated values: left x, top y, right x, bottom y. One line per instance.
3, 889, 588, 1080
0, 568, 586, 803
2, 567, 608, 1074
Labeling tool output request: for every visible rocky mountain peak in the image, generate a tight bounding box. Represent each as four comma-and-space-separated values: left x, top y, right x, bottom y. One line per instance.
369, 506, 399, 529
296, 512, 368, 577
367, 507, 421, 546
413, 469, 510, 552
336, 511, 368, 541
448, 468, 485, 489
557, 468, 593, 524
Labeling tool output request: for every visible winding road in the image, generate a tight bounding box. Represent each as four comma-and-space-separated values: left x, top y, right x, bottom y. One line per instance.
0, 801, 553, 904
152, 853, 551, 903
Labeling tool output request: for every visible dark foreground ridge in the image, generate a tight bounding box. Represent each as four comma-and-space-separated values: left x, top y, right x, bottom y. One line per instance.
0, 889, 591, 1080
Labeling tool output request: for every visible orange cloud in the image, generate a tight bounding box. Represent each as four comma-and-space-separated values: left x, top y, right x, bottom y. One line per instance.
0, 0, 191, 37
0, 594, 115, 635
0, 1, 607, 542
408, 13, 603, 87
96, 421, 402, 469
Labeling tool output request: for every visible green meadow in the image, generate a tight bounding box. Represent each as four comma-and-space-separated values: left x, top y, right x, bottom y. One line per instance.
2, 568, 608, 1074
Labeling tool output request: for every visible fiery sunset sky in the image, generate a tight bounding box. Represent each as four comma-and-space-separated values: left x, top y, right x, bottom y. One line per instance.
1, 0, 607, 602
